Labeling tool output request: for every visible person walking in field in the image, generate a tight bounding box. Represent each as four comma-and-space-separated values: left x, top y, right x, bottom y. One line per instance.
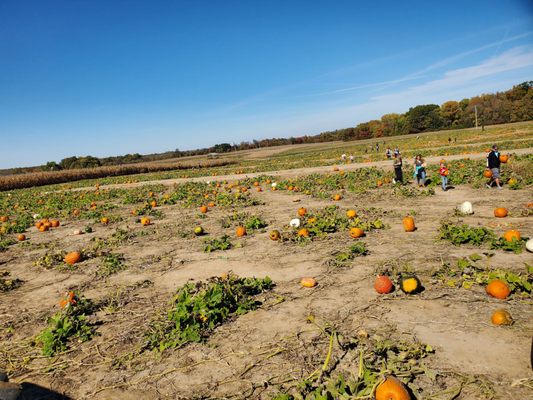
341, 153, 347, 162
439, 160, 449, 191
349, 154, 354, 163
486, 144, 502, 189
393, 154, 403, 184
394, 147, 400, 157
413, 154, 426, 187
385, 147, 392, 159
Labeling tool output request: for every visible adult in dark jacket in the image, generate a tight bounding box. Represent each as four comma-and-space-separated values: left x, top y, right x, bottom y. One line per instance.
486, 144, 502, 189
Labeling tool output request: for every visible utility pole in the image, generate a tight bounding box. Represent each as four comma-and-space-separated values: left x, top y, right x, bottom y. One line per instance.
474, 105, 478, 130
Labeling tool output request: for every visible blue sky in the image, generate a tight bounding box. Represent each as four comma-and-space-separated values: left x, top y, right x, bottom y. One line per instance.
1, 0, 532, 169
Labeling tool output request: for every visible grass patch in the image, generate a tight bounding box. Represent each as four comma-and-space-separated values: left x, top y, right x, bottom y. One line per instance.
144, 273, 273, 351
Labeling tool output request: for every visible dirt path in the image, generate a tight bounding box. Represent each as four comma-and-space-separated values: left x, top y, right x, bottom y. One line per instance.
85, 147, 533, 191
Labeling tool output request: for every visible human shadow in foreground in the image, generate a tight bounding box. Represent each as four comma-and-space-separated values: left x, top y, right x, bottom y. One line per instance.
19, 382, 72, 400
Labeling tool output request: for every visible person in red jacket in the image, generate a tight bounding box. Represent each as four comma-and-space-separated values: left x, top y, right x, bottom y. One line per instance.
439, 160, 449, 191
486, 144, 502, 189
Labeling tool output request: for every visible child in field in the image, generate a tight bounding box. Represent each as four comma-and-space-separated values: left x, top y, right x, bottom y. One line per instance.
413, 154, 426, 187
439, 160, 449, 191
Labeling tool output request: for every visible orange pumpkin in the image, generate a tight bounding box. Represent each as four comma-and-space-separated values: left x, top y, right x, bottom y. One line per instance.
499, 154, 508, 163
200, 206, 208, 213
297, 207, 307, 217
374, 276, 393, 294
491, 309, 513, 326
349, 227, 364, 238
253, 181, 259, 186
503, 230, 520, 242
236, 226, 247, 237
377, 180, 383, 187
64, 251, 82, 266
39, 224, 49, 232
0, 216, 8, 222
300, 277, 317, 288
101, 217, 109, 225
256, 187, 262, 192
375, 376, 411, 400
333, 194, 342, 201
346, 209, 357, 219
486, 280, 510, 299
297, 228, 310, 237
402, 216, 416, 232
208, 201, 216, 207
50, 219, 60, 228
17, 234, 26, 242
483, 169, 493, 178
150, 200, 157, 208
493, 208, 508, 218
140, 216, 151, 226
269, 230, 280, 241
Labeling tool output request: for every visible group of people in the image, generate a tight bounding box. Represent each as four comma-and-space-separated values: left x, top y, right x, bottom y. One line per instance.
340, 143, 503, 192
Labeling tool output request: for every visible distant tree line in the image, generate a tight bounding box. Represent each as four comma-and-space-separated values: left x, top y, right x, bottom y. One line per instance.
1, 82, 530, 175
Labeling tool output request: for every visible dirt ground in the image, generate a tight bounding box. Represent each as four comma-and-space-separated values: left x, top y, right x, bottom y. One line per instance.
1, 157, 532, 399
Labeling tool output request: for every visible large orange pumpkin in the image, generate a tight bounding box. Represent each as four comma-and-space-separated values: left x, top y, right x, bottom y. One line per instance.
350, 227, 364, 238
402, 216, 416, 232
64, 251, 82, 266
503, 230, 520, 242
486, 280, 510, 299
493, 208, 508, 218
374, 276, 393, 294
375, 375, 411, 400
483, 169, 493, 178
236, 226, 247, 237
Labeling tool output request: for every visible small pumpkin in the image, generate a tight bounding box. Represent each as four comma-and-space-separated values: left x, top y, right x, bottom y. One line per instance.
150, 200, 157, 208
199, 205, 208, 213
50, 219, 60, 228
377, 180, 383, 187
64, 251, 82, 266
236, 225, 247, 237
140, 216, 151, 226
486, 279, 510, 299
400, 276, 421, 294
0, 216, 8, 222
499, 154, 508, 163
503, 230, 520, 242
101, 217, 109, 225
526, 238, 533, 253
256, 187, 262, 192
208, 201, 216, 207
402, 216, 415, 232
300, 277, 317, 288
17, 234, 26, 242
333, 194, 342, 201
39, 224, 49, 232
349, 227, 364, 238
483, 169, 493, 178
458, 201, 474, 215
269, 230, 281, 241
491, 309, 513, 326
297, 207, 307, 217
297, 228, 309, 238
374, 276, 393, 294
375, 375, 411, 400
346, 209, 357, 219
290, 218, 301, 228
493, 208, 508, 218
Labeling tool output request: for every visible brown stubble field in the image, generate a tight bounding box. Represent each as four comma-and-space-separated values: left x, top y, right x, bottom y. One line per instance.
1, 126, 532, 399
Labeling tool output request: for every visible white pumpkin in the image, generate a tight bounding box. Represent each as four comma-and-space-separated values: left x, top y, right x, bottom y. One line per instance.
526, 238, 533, 253
271, 182, 277, 188
289, 218, 301, 228
457, 201, 474, 215
72, 229, 83, 235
